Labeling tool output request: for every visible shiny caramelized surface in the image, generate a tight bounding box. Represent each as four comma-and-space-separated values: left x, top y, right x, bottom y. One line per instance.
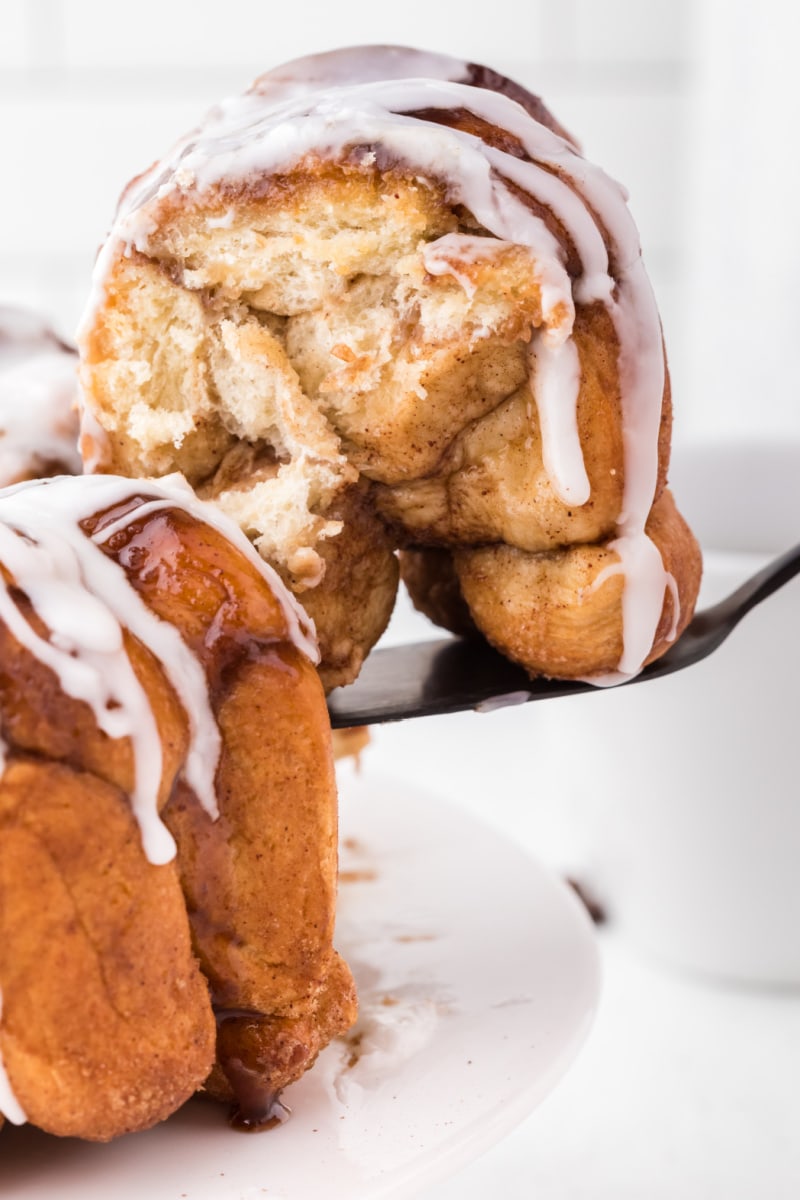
0, 497, 356, 1139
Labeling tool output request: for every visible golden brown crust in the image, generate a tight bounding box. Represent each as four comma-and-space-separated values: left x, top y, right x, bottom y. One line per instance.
164, 649, 357, 1115
289, 482, 399, 691
378, 303, 637, 552
0, 598, 189, 814
449, 489, 701, 679
0, 758, 215, 1141
92, 501, 358, 1124
0, 493, 356, 1138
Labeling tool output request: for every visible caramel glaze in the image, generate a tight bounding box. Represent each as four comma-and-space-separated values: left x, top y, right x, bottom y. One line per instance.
214, 1010, 292, 1131
80, 499, 353, 1130
82, 498, 295, 684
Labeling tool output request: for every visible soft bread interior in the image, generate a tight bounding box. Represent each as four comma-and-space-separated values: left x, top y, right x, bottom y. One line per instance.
82, 168, 558, 684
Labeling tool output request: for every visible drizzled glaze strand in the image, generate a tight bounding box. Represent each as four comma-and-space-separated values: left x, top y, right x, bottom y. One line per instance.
0, 990, 26, 1126
420, 231, 510, 300
422, 231, 591, 504
0, 474, 317, 863
82, 48, 675, 676
0, 483, 213, 864
529, 337, 590, 505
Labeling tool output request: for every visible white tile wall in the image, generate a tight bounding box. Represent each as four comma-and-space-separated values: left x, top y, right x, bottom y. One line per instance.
59, 0, 549, 72
0, 95, 204, 258
61, 0, 307, 70
572, 0, 690, 62
680, 0, 800, 445
0, 2, 30, 68
8, 0, 786, 446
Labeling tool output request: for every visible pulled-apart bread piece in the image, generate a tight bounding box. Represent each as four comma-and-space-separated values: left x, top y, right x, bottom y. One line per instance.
0, 474, 356, 1141
0, 306, 81, 485
79, 45, 701, 686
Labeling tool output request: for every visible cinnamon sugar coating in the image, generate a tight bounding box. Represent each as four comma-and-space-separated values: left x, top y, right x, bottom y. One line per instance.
0, 485, 356, 1139
79, 46, 701, 684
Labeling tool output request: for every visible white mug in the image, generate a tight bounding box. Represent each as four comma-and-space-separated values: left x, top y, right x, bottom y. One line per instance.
531, 441, 800, 984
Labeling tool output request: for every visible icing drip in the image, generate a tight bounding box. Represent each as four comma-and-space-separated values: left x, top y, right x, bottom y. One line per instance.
589, 536, 676, 681
422, 231, 590, 505
81, 47, 676, 677
0, 489, 207, 865
0, 990, 26, 1126
528, 335, 590, 506
420, 232, 512, 300
0, 474, 317, 863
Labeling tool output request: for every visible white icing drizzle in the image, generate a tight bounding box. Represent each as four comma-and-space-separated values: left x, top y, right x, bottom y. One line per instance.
0, 484, 208, 864
420, 231, 512, 299
0, 474, 316, 863
0, 990, 27, 1126
589, 536, 678, 683
528, 335, 590, 505
80, 46, 676, 677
